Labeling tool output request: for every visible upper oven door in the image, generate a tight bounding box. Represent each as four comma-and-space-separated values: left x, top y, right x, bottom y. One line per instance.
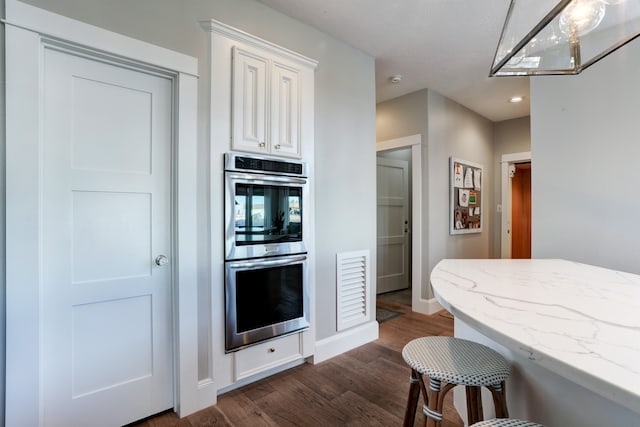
225, 171, 307, 260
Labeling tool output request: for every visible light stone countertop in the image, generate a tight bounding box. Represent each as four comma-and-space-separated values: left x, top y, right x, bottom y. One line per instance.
430, 259, 640, 415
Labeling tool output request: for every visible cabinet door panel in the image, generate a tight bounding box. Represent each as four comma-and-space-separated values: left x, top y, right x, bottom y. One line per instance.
232, 47, 268, 153
271, 62, 300, 157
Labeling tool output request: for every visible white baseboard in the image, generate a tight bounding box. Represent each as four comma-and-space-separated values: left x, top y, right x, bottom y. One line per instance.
311, 320, 379, 364
194, 379, 218, 413
412, 297, 443, 315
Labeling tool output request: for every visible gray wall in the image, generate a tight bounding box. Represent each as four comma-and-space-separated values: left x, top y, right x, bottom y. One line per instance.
376, 89, 495, 300
1, 0, 6, 422
376, 90, 430, 298
376, 89, 429, 142
492, 117, 531, 257
531, 40, 640, 274
9, 0, 376, 386
426, 90, 494, 297
311, 35, 376, 341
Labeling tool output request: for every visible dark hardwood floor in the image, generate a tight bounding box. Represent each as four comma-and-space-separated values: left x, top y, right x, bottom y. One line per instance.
130, 295, 462, 427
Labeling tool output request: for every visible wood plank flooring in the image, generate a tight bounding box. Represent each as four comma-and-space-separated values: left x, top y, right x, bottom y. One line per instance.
130, 296, 462, 427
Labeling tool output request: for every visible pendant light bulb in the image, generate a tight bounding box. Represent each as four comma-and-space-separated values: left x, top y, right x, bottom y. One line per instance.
559, 0, 606, 38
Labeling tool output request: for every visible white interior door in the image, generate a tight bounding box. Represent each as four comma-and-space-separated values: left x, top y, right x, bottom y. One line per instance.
376, 157, 410, 294
41, 47, 174, 426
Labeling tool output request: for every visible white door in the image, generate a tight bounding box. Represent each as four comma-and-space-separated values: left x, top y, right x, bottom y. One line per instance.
41, 47, 174, 426
376, 157, 410, 294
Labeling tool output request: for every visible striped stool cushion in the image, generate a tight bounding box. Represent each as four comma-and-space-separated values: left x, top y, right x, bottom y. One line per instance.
471, 419, 544, 427
402, 336, 510, 386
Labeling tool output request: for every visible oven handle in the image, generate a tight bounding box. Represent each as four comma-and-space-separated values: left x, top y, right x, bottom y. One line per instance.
227, 254, 307, 270
226, 172, 307, 185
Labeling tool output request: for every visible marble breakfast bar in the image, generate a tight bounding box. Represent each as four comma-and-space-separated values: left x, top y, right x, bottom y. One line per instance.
430, 259, 640, 427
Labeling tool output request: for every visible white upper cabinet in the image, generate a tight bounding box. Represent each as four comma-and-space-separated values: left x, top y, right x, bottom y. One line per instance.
232, 46, 302, 157
270, 61, 300, 157
202, 19, 317, 161
232, 48, 268, 153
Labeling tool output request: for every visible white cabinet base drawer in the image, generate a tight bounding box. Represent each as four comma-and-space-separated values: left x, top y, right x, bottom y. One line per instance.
234, 333, 303, 381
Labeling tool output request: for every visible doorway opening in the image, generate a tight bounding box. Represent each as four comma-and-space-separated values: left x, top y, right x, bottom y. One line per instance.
501, 152, 532, 259
375, 134, 422, 319
511, 162, 531, 258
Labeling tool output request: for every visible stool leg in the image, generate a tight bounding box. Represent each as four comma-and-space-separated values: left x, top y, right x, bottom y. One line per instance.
488, 381, 509, 418
403, 369, 421, 427
423, 378, 443, 427
465, 386, 484, 425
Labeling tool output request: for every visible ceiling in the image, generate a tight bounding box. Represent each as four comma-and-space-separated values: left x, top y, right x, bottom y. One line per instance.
257, 0, 530, 122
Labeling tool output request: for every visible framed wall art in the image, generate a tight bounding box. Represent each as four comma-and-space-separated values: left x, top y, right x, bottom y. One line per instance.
450, 157, 483, 235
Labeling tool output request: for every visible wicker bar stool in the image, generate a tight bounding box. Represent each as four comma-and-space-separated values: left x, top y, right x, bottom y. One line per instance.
402, 336, 511, 427
471, 419, 544, 427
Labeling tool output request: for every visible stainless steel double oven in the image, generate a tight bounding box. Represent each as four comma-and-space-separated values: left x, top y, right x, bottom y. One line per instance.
224, 153, 310, 352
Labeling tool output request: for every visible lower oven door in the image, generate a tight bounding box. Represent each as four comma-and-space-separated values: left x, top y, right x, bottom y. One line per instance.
225, 254, 310, 352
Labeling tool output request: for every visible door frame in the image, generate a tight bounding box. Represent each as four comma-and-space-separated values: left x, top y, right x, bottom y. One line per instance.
5, 2, 200, 425
376, 134, 423, 313
500, 151, 532, 258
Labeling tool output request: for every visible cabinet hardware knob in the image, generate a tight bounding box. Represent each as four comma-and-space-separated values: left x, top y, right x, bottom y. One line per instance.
259, 142, 266, 148
268, 348, 275, 353
275, 144, 281, 149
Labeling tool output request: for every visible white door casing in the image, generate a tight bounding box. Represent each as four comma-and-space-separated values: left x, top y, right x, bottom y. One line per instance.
41, 47, 173, 426
5, 2, 201, 425
376, 157, 410, 294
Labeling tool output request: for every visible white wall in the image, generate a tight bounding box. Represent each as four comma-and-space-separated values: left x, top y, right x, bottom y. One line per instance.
530, 40, 640, 274
7, 0, 376, 396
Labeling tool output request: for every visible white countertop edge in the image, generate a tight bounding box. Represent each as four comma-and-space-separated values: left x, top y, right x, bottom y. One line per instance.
432, 274, 640, 415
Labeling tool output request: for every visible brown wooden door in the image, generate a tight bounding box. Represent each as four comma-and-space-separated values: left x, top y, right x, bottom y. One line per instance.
511, 163, 531, 258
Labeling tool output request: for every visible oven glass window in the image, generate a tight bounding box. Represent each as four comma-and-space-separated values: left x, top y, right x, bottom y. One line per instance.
234, 184, 302, 245
235, 264, 303, 333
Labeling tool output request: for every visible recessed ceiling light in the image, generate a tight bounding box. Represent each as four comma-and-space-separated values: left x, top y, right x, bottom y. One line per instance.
508, 96, 524, 103
390, 75, 402, 83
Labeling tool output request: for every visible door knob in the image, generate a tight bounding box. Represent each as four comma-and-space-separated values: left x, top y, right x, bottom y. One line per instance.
155, 255, 169, 266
